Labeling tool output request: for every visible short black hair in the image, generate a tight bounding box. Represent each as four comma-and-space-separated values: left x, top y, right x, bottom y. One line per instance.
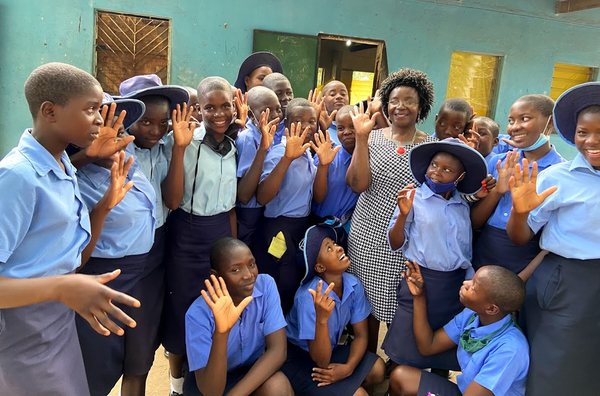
210, 237, 249, 272
24, 62, 102, 118
197, 76, 232, 101
439, 98, 473, 120
336, 104, 354, 119
578, 104, 600, 120
480, 266, 525, 313
473, 116, 500, 138
379, 68, 435, 122
322, 80, 348, 94
262, 72, 291, 90
516, 94, 554, 117
247, 86, 278, 114
139, 95, 170, 109
285, 98, 315, 127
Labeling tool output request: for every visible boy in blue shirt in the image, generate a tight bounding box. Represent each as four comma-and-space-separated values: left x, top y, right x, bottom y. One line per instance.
321, 80, 349, 146
184, 237, 293, 396
389, 261, 529, 396
472, 116, 501, 171
434, 98, 474, 140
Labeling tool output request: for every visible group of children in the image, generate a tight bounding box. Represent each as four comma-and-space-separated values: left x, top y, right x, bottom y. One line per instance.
1, 50, 599, 396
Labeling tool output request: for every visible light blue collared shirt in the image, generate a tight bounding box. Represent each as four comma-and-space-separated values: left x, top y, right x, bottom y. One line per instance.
286, 272, 371, 351
0, 131, 91, 277
388, 184, 472, 272
274, 121, 285, 146
485, 152, 500, 173
181, 124, 237, 216
260, 143, 316, 218
312, 147, 358, 220
493, 134, 511, 155
235, 122, 271, 209
444, 308, 529, 395
326, 122, 342, 147
128, 134, 173, 228
78, 159, 156, 258
185, 274, 286, 371
528, 153, 600, 259
487, 147, 564, 230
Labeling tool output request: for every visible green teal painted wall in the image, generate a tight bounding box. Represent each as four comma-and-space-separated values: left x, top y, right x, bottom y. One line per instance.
1, 0, 598, 158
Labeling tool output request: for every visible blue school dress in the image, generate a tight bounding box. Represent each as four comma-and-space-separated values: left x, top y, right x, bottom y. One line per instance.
163, 124, 237, 356
282, 273, 379, 395
76, 155, 156, 396
254, 142, 317, 313
0, 131, 91, 395
419, 308, 528, 396
312, 146, 358, 225
474, 147, 564, 273
382, 184, 471, 370
521, 153, 600, 396
183, 274, 286, 395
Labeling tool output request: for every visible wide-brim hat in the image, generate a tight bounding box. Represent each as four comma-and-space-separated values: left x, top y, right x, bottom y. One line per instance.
102, 92, 145, 130
234, 52, 283, 93
117, 74, 189, 111
299, 218, 346, 285
553, 82, 600, 146
409, 138, 487, 194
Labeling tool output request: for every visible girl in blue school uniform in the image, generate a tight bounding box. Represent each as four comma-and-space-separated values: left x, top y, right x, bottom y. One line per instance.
282, 221, 385, 396
162, 76, 240, 396
0, 63, 140, 396
183, 237, 293, 396
254, 98, 339, 313
312, 105, 359, 229
471, 94, 564, 274
262, 72, 293, 144
235, 86, 282, 250
117, 74, 192, 396
506, 82, 600, 396
383, 138, 489, 371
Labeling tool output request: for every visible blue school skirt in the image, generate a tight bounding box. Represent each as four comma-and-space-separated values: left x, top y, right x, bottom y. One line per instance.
76, 248, 157, 396
254, 215, 310, 313
162, 209, 232, 355
523, 253, 600, 396
474, 224, 541, 273
236, 206, 264, 252
282, 342, 379, 395
382, 266, 464, 370
0, 301, 90, 396
182, 364, 253, 395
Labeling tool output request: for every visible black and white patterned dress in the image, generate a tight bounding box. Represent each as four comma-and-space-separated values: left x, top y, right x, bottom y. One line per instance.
348, 129, 436, 323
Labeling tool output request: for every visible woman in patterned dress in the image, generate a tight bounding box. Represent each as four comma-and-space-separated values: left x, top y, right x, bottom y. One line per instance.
346, 68, 436, 350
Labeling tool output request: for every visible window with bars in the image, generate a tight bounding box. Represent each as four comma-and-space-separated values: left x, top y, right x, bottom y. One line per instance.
94, 10, 170, 95
550, 63, 597, 100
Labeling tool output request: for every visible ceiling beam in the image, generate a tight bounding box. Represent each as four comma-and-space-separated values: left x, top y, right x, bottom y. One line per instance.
556, 0, 600, 13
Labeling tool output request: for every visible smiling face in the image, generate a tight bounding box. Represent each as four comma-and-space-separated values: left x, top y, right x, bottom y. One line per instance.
387, 86, 420, 128
128, 97, 170, 149
426, 152, 465, 184
214, 244, 258, 302
474, 118, 499, 157
575, 108, 600, 169
270, 79, 294, 115
507, 100, 551, 148
200, 89, 234, 134
435, 108, 470, 140
323, 81, 349, 114
245, 66, 273, 91
315, 237, 350, 276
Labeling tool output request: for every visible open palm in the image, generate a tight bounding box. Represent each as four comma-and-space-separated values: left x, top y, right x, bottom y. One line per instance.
201, 275, 252, 334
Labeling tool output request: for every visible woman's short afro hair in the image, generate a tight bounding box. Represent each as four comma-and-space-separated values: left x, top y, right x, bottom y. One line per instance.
379, 68, 435, 123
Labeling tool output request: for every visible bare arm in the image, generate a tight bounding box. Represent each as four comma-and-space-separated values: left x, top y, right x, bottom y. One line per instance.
194, 332, 229, 396
308, 281, 336, 368
311, 131, 340, 203
346, 105, 378, 193
388, 186, 416, 250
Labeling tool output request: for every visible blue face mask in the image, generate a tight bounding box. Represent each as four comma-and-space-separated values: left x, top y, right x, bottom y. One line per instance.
424, 174, 459, 194
520, 116, 551, 152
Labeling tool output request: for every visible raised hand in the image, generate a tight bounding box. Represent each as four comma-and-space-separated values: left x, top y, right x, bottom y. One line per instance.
58, 269, 141, 336
496, 150, 519, 194
509, 159, 557, 215
312, 363, 353, 387
404, 261, 425, 296
86, 103, 134, 159
201, 274, 252, 334
172, 103, 198, 148
319, 101, 337, 131
98, 150, 134, 210
397, 184, 416, 216
459, 124, 480, 149
475, 175, 497, 199
308, 280, 336, 323
350, 101, 379, 139
284, 122, 311, 160
258, 108, 279, 151
368, 90, 382, 115
311, 131, 341, 166
234, 89, 249, 128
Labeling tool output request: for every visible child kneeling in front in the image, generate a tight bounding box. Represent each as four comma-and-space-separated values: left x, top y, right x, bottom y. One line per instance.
389, 262, 529, 396
183, 237, 293, 396
283, 221, 385, 395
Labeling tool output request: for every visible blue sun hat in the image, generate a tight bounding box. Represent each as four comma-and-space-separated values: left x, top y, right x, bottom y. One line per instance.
117, 74, 189, 111
102, 92, 145, 130
553, 82, 600, 146
299, 218, 348, 284
234, 52, 283, 93
409, 138, 487, 194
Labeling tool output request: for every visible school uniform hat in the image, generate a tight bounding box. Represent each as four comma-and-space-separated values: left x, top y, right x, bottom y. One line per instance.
102, 92, 145, 130
299, 218, 347, 285
409, 138, 487, 194
234, 51, 284, 93
553, 82, 600, 146
117, 74, 189, 111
